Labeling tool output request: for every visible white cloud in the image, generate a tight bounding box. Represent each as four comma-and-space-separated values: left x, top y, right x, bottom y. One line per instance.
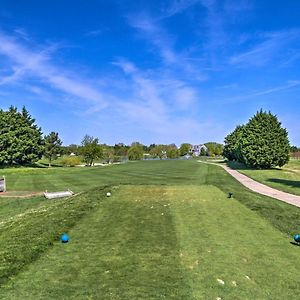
230, 29, 300, 66
224, 80, 300, 103
113, 59, 204, 143
0, 31, 108, 108
84, 28, 108, 37
127, 14, 206, 80
160, 0, 201, 19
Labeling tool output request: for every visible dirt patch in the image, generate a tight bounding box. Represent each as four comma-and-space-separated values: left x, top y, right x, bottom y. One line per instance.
0, 191, 43, 198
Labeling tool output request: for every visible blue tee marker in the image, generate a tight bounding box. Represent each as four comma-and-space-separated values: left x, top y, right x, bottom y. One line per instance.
61, 233, 69, 243
294, 234, 300, 243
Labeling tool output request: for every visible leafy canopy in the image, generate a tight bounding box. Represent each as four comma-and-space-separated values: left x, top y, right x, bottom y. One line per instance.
44, 132, 63, 167
0, 106, 44, 165
223, 110, 290, 168
80, 135, 103, 166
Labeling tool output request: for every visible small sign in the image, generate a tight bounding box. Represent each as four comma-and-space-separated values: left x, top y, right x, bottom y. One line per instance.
0, 176, 6, 192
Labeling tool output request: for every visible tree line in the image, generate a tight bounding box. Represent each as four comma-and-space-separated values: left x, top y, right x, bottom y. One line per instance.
0, 106, 223, 167
4, 107, 293, 169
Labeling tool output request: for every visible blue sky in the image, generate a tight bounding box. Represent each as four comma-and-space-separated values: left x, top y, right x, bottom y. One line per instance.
0, 0, 300, 146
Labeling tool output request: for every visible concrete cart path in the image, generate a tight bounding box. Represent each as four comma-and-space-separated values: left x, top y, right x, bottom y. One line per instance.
198, 160, 300, 208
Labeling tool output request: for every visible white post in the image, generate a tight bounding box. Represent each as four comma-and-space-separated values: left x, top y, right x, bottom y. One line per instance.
0, 176, 5, 192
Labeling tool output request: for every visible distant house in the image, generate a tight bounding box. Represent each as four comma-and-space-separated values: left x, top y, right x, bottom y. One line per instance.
190, 144, 207, 156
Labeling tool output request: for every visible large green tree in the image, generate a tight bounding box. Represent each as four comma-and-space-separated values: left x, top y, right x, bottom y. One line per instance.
205, 142, 223, 156
223, 125, 245, 162
150, 145, 167, 159
166, 147, 180, 159
80, 135, 102, 166
223, 110, 290, 168
128, 144, 143, 161
44, 132, 62, 167
179, 143, 191, 156
240, 110, 290, 168
0, 106, 44, 165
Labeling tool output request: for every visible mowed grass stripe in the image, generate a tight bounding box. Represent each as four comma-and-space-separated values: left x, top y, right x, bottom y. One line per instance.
1, 185, 300, 299
2, 160, 206, 192
168, 186, 300, 299
0, 187, 110, 286
2, 160, 300, 239
0, 185, 191, 300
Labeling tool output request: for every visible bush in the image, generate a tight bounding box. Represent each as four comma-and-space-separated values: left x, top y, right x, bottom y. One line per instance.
223, 110, 290, 168
61, 156, 82, 167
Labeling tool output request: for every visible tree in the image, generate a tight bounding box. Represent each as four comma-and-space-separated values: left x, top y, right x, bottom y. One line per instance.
166, 147, 179, 159
114, 143, 129, 157
290, 146, 299, 152
80, 135, 102, 166
128, 144, 143, 160
205, 142, 223, 156
0, 106, 44, 165
200, 147, 207, 156
179, 143, 191, 156
223, 110, 290, 168
222, 125, 245, 162
44, 132, 62, 167
240, 110, 290, 168
150, 145, 167, 159
62, 144, 79, 155
102, 145, 115, 163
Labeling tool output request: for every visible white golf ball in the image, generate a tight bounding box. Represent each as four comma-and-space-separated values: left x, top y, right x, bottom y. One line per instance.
106, 192, 111, 197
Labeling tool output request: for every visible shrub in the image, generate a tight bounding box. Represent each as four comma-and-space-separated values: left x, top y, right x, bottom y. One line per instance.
61, 156, 82, 167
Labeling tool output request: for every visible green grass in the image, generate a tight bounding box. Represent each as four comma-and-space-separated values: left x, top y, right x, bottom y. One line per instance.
0, 185, 299, 299
1, 160, 300, 298
227, 159, 300, 196
1, 160, 208, 193
0, 186, 110, 285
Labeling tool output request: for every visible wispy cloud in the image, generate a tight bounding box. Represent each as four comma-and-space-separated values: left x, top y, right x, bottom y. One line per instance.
113, 58, 203, 141
84, 28, 107, 37
225, 80, 300, 103
127, 13, 206, 80
230, 29, 300, 66
128, 14, 177, 64
159, 0, 201, 19
0, 31, 108, 109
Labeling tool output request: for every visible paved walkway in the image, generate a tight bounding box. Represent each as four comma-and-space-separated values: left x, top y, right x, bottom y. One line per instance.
198, 160, 300, 208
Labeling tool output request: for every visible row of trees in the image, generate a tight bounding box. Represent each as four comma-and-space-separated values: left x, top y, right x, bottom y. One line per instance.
62, 141, 224, 164
223, 110, 290, 168
0, 106, 224, 167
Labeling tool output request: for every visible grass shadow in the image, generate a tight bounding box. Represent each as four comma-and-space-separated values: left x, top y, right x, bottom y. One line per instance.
267, 178, 300, 189
0, 163, 46, 169
226, 161, 253, 170
38, 162, 63, 168
226, 161, 282, 171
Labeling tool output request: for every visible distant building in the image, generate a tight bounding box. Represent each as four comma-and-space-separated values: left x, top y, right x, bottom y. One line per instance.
190, 144, 207, 156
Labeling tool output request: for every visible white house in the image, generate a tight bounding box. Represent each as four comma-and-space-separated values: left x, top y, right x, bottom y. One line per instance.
190, 144, 207, 156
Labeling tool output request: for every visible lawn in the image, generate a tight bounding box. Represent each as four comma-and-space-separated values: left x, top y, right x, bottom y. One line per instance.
227, 159, 300, 196
0, 160, 300, 299
0, 185, 299, 299
1, 160, 208, 193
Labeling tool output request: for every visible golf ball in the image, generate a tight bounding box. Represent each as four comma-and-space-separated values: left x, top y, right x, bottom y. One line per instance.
106, 192, 111, 197
61, 233, 69, 243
